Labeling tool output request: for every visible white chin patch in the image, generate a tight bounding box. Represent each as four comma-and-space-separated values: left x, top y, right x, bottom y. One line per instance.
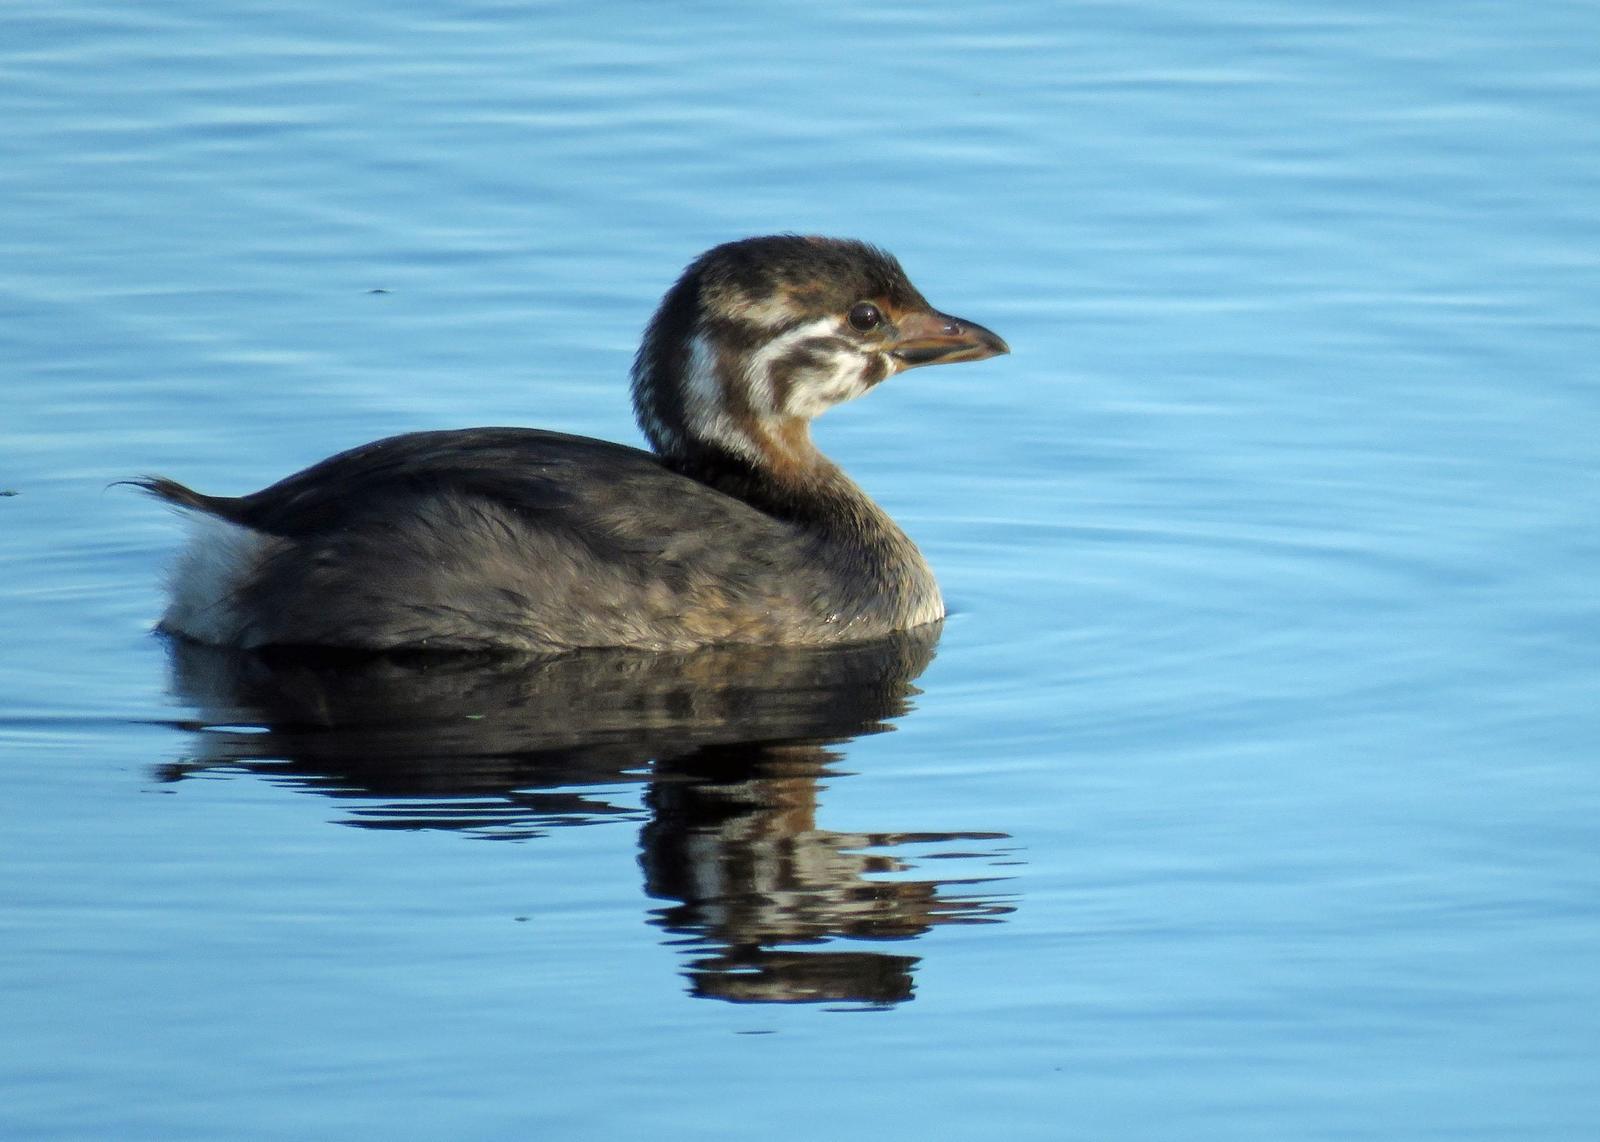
784, 366, 869, 419
740, 316, 867, 419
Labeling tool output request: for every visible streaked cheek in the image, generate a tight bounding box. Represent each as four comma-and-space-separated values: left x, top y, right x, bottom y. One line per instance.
777, 351, 878, 418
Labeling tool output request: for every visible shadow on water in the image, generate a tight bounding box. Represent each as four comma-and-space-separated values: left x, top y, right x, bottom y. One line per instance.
155, 625, 1017, 1006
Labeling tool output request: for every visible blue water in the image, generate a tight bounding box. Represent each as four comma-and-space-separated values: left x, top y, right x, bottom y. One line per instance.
4, 1, 1598, 1137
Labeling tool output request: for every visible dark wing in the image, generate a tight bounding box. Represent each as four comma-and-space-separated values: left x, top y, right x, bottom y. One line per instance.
140, 429, 832, 651
169, 428, 656, 535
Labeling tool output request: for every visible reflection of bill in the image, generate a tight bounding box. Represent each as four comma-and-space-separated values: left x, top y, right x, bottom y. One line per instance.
644, 743, 1013, 1006
157, 624, 1016, 1006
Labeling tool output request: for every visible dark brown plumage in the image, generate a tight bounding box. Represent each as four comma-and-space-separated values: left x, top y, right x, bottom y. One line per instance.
135, 236, 1007, 652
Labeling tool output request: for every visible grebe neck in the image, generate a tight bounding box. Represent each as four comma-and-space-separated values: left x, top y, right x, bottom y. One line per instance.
636, 328, 852, 509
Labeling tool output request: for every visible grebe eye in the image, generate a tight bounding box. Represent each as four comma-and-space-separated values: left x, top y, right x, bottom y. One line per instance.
847, 302, 883, 332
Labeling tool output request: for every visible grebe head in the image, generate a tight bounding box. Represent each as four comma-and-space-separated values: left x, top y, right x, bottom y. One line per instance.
631, 235, 1008, 472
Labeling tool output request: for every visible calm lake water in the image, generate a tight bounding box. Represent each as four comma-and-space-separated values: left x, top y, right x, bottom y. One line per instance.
4, 1, 1598, 1137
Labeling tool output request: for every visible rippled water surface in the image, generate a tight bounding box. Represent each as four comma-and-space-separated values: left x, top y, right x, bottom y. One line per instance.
4, 2, 1598, 1138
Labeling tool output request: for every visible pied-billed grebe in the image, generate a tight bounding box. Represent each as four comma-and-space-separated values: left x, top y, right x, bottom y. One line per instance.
136, 235, 1008, 652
